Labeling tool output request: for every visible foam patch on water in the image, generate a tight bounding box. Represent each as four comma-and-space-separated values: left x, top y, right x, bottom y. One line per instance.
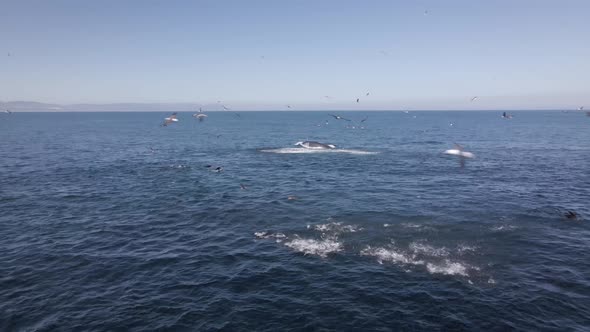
360, 246, 424, 266
426, 260, 469, 276
457, 244, 478, 254
361, 244, 479, 279
307, 222, 363, 233
400, 223, 435, 231
409, 242, 450, 257
259, 148, 379, 155
284, 237, 343, 257
254, 231, 287, 243
491, 225, 517, 231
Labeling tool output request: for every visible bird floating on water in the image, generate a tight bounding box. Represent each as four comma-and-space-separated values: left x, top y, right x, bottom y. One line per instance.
206, 165, 223, 173
565, 211, 578, 220
502, 112, 513, 119
193, 107, 208, 122
240, 183, 248, 190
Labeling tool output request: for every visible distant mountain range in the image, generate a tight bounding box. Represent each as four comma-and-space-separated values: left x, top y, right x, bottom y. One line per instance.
0, 101, 221, 112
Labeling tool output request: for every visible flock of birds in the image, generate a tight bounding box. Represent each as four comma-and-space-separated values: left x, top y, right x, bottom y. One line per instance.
1, 98, 586, 220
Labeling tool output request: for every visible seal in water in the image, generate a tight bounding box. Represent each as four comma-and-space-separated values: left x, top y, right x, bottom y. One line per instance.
294, 141, 336, 149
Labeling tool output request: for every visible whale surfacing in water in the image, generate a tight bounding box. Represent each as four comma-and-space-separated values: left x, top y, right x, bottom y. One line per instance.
294, 141, 336, 149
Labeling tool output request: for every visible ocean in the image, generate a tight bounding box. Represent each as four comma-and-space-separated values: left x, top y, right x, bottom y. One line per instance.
1, 111, 589, 331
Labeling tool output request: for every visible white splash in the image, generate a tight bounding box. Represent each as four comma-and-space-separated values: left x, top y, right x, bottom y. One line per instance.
259, 148, 379, 155
426, 260, 469, 276
284, 238, 343, 258
360, 246, 424, 266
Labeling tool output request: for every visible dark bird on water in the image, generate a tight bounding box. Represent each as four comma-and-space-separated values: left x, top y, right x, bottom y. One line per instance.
240, 183, 248, 190
565, 211, 578, 220
206, 165, 223, 173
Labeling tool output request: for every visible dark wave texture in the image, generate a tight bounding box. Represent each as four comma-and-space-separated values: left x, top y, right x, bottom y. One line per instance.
1, 111, 589, 331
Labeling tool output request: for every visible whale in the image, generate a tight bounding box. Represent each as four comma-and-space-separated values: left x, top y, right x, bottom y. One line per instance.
294, 141, 336, 149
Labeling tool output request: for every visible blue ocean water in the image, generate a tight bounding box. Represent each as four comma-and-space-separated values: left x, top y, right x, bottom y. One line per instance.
1, 111, 589, 331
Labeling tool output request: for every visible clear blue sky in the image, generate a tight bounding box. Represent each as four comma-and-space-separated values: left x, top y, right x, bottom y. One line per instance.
1, 0, 588, 110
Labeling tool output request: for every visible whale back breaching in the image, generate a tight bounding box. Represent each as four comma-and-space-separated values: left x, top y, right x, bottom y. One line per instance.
294, 141, 336, 149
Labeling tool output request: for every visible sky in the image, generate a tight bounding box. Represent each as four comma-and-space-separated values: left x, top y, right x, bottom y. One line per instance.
1, 0, 589, 110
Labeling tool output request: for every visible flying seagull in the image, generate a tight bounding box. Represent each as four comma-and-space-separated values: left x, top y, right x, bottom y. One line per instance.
366, 92, 370, 96
240, 183, 248, 190
356, 98, 360, 103
222, 104, 241, 118
162, 112, 179, 126
470, 96, 478, 102
444, 143, 475, 168
329, 114, 351, 121
4, 110, 12, 114
360, 116, 368, 123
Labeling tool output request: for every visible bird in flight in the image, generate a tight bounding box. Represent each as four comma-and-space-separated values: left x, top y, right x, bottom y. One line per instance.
360, 116, 368, 123
329, 114, 351, 121
470, 96, 478, 102
162, 112, 178, 126
366, 92, 370, 96
356, 98, 360, 103
240, 183, 248, 190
